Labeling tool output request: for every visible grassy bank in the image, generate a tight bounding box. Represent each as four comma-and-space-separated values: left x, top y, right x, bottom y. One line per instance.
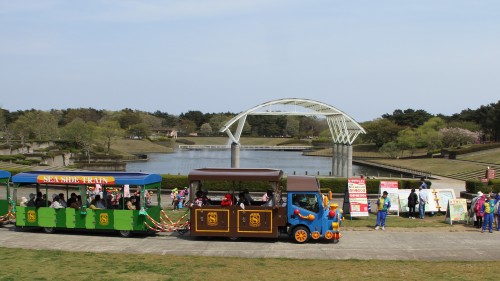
0, 247, 495, 281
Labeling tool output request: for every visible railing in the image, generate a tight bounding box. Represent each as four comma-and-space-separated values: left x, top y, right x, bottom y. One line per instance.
178, 145, 312, 151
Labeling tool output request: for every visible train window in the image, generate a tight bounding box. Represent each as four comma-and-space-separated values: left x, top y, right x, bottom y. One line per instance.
291, 194, 319, 213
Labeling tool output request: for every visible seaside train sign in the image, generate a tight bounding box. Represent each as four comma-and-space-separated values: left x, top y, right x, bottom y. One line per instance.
36, 175, 115, 185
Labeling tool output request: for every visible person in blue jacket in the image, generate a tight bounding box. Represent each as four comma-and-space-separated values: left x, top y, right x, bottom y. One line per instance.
375, 191, 391, 230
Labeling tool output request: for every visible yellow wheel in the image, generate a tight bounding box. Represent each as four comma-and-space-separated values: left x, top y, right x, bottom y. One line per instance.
324, 231, 334, 240
292, 226, 310, 243
311, 231, 320, 240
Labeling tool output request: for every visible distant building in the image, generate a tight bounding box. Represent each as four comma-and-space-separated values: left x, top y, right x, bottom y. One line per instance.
151, 128, 177, 139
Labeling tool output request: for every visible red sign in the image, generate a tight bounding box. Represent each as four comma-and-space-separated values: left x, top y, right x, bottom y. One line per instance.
486, 169, 496, 180
36, 175, 115, 185
348, 178, 369, 217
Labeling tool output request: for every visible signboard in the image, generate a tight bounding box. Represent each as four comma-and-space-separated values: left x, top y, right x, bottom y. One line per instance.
486, 168, 496, 179
37, 175, 115, 185
445, 199, 468, 224
427, 189, 456, 213
347, 178, 369, 217
379, 181, 399, 215
398, 189, 412, 213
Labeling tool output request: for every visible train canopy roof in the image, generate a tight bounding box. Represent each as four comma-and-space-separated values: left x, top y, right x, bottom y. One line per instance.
286, 176, 320, 192
188, 168, 283, 182
0, 170, 11, 179
12, 171, 162, 186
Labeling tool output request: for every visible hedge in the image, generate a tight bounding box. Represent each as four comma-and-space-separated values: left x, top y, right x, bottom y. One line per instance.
465, 179, 500, 194
160, 174, 423, 194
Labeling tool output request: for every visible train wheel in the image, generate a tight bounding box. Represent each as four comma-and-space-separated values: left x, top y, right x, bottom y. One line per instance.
43, 227, 55, 234
292, 226, 310, 244
118, 230, 132, 238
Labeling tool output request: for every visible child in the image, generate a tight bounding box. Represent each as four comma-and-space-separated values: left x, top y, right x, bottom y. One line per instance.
375, 191, 391, 230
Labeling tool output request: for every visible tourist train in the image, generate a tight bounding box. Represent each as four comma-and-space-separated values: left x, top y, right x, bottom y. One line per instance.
0, 168, 342, 243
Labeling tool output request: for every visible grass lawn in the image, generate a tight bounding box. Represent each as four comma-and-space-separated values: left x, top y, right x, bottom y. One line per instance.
0, 247, 496, 281
342, 212, 452, 229
112, 139, 174, 154
370, 158, 486, 176
457, 149, 500, 164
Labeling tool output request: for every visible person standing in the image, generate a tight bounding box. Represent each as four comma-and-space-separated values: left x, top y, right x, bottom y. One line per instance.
418, 186, 427, 219
375, 191, 391, 230
407, 188, 418, 219
481, 194, 495, 233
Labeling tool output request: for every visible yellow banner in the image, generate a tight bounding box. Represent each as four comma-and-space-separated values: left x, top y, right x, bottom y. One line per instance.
36, 175, 115, 185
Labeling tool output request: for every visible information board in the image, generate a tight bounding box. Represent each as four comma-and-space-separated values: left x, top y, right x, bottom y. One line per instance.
427, 189, 456, 212
398, 189, 412, 213
445, 199, 468, 224
347, 178, 369, 217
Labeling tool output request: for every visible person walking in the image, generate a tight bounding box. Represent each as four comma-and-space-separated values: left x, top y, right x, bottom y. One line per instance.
407, 188, 418, 219
375, 191, 391, 230
418, 186, 427, 219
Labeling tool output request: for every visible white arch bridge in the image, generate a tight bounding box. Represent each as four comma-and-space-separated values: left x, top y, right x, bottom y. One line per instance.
220, 98, 366, 177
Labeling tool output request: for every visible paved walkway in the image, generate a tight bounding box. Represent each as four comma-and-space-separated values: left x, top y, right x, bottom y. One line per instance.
1, 225, 499, 261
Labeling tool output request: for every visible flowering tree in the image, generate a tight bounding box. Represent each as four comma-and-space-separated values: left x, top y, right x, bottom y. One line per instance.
440, 127, 480, 148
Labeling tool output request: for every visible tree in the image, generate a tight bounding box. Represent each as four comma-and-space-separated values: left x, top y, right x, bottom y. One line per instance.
179, 110, 205, 128
118, 109, 142, 129
379, 142, 399, 159
440, 127, 479, 148
152, 111, 178, 127
12, 115, 31, 146
98, 121, 124, 153
139, 113, 162, 129
285, 116, 300, 137
396, 128, 418, 157
209, 114, 233, 135
33, 111, 59, 141
200, 123, 213, 136
61, 108, 104, 125
416, 117, 446, 152
382, 109, 433, 128
60, 118, 98, 163
178, 119, 197, 135
127, 123, 150, 139
360, 119, 403, 148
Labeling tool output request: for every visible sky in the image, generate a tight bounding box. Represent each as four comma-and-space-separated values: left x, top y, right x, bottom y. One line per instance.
0, 0, 499, 122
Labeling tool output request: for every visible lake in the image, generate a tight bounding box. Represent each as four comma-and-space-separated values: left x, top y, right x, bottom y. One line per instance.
126, 150, 390, 177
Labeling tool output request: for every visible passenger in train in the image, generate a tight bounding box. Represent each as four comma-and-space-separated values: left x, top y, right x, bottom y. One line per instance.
66, 193, 77, 208
50, 195, 64, 209
126, 198, 136, 210
221, 193, 233, 207
26, 193, 36, 207
58, 193, 67, 208
263, 189, 276, 207
243, 189, 254, 205
19, 197, 28, 207
201, 189, 212, 206
237, 192, 250, 208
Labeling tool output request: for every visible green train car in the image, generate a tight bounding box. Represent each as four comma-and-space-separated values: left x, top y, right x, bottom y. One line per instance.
12, 171, 163, 237
0, 170, 12, 222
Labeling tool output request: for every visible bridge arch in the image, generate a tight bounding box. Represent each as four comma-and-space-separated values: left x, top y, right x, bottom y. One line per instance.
220, 98, 366, 177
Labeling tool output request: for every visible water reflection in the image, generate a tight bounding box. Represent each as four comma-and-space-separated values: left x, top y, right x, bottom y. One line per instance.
126, 150, 390, 177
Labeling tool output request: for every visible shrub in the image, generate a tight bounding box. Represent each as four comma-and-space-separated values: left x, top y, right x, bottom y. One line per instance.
160, 174, 422, 194
465, 179, 491, 193
488, 179, 500, 193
